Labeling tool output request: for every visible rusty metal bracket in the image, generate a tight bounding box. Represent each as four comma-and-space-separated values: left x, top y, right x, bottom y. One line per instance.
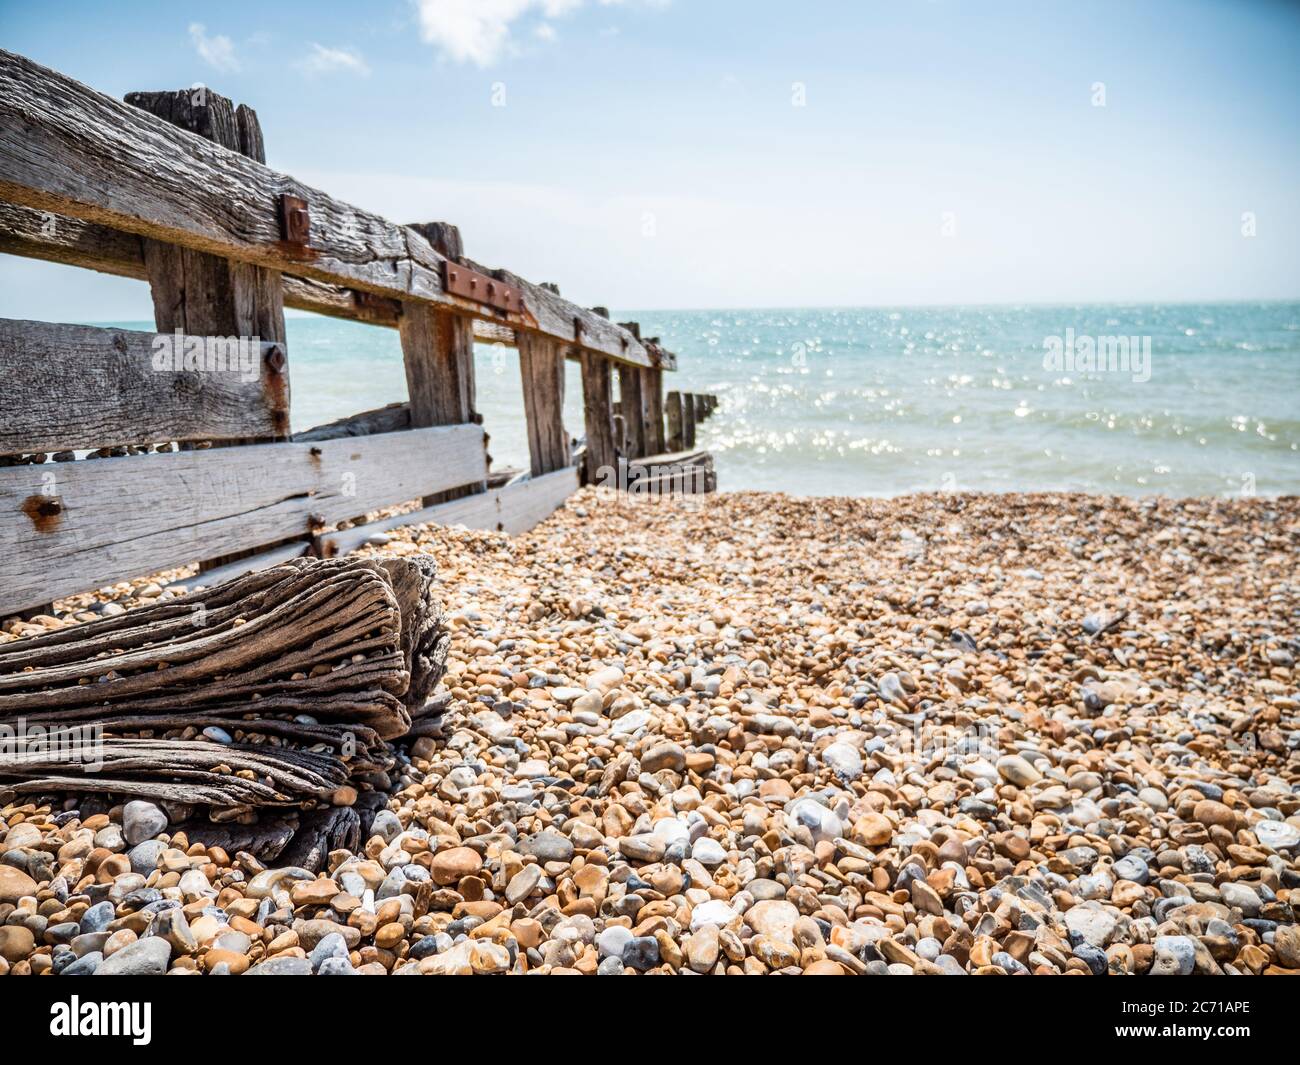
278, 193, 310, 246
443, 261, 522, 315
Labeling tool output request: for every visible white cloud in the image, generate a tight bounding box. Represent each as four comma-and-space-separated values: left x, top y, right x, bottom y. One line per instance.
413, 0, 646, 66
188, 23, 241, 73
296, 44, 372, 77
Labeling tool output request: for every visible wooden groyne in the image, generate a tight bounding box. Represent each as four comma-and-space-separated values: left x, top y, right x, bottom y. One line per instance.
0, 50, 718, 619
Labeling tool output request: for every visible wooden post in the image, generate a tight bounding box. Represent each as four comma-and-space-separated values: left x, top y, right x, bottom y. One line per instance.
127, 88, 287, 573
665, 391, 684, 452
683, 392, 697, 449
519, 332, 570, 476
127, 89, 286, 362
580, 352, 616, 485
643, 366, 665, 455
402, 221, 484, 502
619, 361, 646, 459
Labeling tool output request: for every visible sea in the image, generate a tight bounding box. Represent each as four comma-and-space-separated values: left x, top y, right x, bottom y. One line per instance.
105, 301, 1299, 498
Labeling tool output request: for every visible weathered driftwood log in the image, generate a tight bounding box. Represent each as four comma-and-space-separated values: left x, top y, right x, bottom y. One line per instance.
0, 557, 447, 739
0, 738, 349, 806
0, 558, 449, 819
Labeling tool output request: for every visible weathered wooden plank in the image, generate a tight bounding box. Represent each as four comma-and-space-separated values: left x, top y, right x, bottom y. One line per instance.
624, 449, 716, 495
0, 318, 286, 453
0, 425, 485, 615
164, 539, 310, 593
293, 402, 411, 442
683, 392, 698, 449
0, 200, 145, 278
319, 467, 579, 556
586, 449, 714, 496
0, 51, 445, 312
579, 352, 617, 484
518, 333, 571, 476
665, 390, 684, 452
0, 51, 673, 370
473, 264, 676, 372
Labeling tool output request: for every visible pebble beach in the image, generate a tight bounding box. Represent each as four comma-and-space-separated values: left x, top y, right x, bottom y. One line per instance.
2, 488, 1299, 976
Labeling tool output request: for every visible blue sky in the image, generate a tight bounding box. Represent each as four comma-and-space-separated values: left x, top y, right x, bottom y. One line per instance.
2, 0, 1298, 318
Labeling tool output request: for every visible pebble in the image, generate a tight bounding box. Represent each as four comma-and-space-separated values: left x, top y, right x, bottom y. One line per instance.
1151, 936, 1197, 976
121, 801, 167, 846
96, 936, 171, 976
0, 490, 1295, 980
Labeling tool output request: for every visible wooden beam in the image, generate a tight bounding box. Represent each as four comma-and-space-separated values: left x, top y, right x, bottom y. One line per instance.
319, 467, 579, 556
0, 424, 485, 615
293, 402, 410, 442
165, 540, 310, 593
0, 50, 673, 370
0, 200, 145, 278
0, 318, 287, 453
580, 352, 617, 484
518, 333, 570, 476
619, 448, 715, 495
0, 198, 675, 369
683, 392, 697, 449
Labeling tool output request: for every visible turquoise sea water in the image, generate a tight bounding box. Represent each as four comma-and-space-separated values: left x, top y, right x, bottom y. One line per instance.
107, 301, 1299, 497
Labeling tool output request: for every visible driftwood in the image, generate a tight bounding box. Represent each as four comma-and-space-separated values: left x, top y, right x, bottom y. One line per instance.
0, 557, 449, 820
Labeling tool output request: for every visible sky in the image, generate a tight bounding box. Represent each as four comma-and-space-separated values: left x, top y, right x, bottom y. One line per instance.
2, 0, 1298, 320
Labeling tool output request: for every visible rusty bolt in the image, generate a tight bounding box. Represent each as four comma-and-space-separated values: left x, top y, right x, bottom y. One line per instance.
264, 344, 287, 372
278, 193, 310, 245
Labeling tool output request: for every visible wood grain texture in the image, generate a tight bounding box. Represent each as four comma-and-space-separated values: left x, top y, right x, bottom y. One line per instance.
293, 402, 411, 441
643, 366, 666, 454
0, 203, 609, 356
0, 424, 485, 615
319, 466, 579, 555
518, 332, 571, 476
621, 449, 716, 495
579, 351, 617, 484
0, 50, 673, 369
0, 317, 286, 452
0, 558, 450, 820
619, 364, 647, 459
665, 390, 684, 452
165, 540, 310, 593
